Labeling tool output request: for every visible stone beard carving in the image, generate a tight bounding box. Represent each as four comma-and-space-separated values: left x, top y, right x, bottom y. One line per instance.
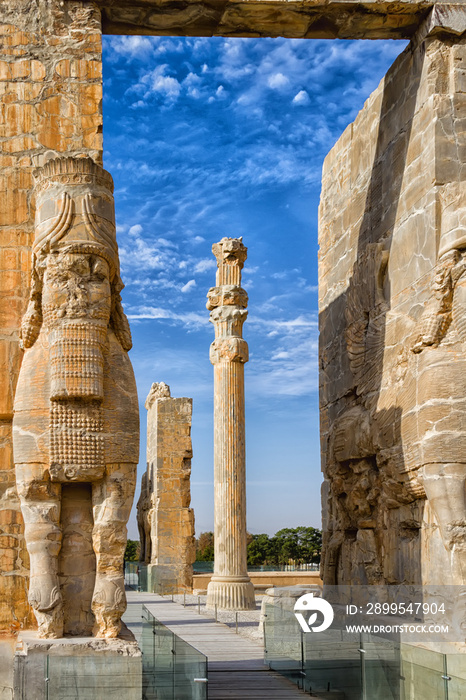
13, 157, 139, 638
206, 237, 255, 611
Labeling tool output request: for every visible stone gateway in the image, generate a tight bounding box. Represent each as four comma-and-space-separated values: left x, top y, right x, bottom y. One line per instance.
0, 0, 465, 638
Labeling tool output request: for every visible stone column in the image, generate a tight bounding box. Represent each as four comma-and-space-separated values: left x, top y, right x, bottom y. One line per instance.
206, 237, 255, 610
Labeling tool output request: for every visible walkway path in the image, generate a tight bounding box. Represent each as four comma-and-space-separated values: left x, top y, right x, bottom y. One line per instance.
124, 590, 304, 699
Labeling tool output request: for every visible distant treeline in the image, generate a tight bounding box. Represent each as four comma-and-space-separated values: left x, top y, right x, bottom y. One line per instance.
124, 539, 140, 561
196, 526, 322, 566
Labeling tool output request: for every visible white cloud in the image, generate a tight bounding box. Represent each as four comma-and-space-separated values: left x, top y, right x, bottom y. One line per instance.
268, 72, 290, 89
152, 72, 181, 99
129, 224, 143, 236
271, 350, 290, 360
184, 72, 202, 87
194, 259, 216, 274
127, 306, 207, 329
180, 279, 196, 293
293, 90, 310, 105
107, 36, 156, 60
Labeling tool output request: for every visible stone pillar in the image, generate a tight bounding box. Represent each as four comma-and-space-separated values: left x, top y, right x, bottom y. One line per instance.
136, 382, 195, 592
0, 0, 103, 633
206, 238, 255, 610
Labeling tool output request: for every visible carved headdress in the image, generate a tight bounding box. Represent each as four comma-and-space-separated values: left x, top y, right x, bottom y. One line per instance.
32, 156, 120, 279
21, 156, 132, 352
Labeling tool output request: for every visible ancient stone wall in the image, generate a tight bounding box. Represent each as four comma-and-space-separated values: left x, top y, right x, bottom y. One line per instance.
137, 383, 195, 592
319, 25, 466, 586
0, 0, 102, 632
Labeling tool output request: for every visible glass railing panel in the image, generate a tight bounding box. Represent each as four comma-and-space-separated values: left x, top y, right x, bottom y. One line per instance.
263, 602, 304, 687
363, 634, 400, 700
140, 605, 207, 700
140, 607, 174, 700
303, 629, 362, 700
444, 651, 466, 700
172, 635, 208, 700
400, 644, 446, 700
124, 561, 139, 589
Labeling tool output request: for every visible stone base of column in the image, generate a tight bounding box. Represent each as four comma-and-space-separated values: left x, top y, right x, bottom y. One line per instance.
146, 563, 193, 595
206, 576, 256, 610
13, 626, 141, 700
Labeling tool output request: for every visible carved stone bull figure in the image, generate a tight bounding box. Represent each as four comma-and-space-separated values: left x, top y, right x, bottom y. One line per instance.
12, 157, 139, 638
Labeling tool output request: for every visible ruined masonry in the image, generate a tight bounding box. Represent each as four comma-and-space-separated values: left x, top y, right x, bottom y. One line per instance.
319, 14, 466, 586
137, 382, 195, 593
206, 237, 255, 610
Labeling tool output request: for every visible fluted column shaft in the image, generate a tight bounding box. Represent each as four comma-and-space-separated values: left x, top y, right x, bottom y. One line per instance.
206, 237, 255, 610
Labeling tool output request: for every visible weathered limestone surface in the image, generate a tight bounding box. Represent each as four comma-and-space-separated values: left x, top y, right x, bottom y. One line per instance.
13, 628, 141, 700
94, 0, 462, 40
12, 155, 139, 638
319, 16, 466, 585
206, 238, 255, 610
0, 0, 103, 633
137, 382, 195, 592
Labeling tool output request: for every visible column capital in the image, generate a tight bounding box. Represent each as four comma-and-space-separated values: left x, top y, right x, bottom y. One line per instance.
206, 285, 248, 311
212, 237, 247, 286
210, 337, 249, 364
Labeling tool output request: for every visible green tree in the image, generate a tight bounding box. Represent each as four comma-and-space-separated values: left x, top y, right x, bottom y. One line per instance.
273, 527, 322, 565
124, 539, 140, 561
196, 532, 214, 561
247, 533, 272, 565
298, 526, 322, 563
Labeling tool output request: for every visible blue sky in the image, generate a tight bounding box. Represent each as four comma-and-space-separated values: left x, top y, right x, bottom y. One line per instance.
102, 35, 407, 539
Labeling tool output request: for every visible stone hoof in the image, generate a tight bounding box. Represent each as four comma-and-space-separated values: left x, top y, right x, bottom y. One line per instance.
28, 576, 62, 612
92, 610, 122, 639
91, 574, 126, 638
35, 606, 64, 639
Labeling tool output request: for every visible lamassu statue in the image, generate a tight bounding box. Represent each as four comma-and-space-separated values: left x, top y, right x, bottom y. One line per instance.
12, 157, 139, 638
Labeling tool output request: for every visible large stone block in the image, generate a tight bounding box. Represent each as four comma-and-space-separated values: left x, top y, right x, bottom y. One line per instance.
13, 629, 141, 700
96, 0, 454, 41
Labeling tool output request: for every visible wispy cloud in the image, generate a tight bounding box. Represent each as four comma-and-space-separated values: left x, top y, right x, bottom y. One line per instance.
127, 306, 207, 329
103, 33, 408, 535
